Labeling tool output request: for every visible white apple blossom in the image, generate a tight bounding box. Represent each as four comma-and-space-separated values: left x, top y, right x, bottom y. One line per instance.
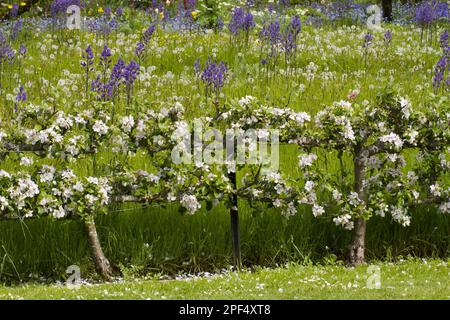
380, 133, 403, 149
298, 153, 317, 168
92, 120, 109, 136
180, 194, 201, 214
120, 115, 135, 133
312, 204, 325, 217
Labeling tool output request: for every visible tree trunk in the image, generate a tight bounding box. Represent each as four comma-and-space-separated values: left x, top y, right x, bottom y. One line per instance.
381, 0, 393, 22
349, 218, 367, 265
228, 171, 242, 270
84, 216, 113, 280
349, 149, 368, 265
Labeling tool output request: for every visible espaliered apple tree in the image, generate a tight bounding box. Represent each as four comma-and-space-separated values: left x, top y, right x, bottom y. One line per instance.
286, 87, 449, 265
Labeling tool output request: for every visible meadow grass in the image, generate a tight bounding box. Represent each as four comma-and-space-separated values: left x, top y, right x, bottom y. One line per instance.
0, 204, 448, 283
0, 259, 448, 299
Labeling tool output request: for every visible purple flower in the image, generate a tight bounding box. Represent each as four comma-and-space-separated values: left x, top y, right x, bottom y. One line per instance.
433, 56, 447, 90
228, 7, 254, 36
135, 42, 146, 59
88, 16, 118, 37
116, 7, 124, 17
186, 0, 197, 9
81, 45, 94, 67
11, 18, 23, 41
201, 59, 228, 91
291, 16, 302, 36
104, 7, 112, 16
281, 16, 302, 55
91, 75, 113, 101
440, 30, 449, 51
280, 0, 290, 8
135, 25, 156, 60
122, 61, 140, 85
363, 33, 373, 48
194, 58, 201, 75
0, 32, 14, 64
10, 4, 19, 18
16, 85, 27, 102
384, 30, 392, 45
19, 44, 27, 57
100, 44, 112, 68
51, 0, 81, 17
282, 29, 295, 54
260, 20, 281, 46
111, 58, 125, 83
217, 17, 224, 31
142, 25, 156, 45
415, 1, 436, 26
243, 12, 255, 31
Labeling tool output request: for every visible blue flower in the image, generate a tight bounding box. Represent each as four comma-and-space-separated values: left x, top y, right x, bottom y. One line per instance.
228, 7, 254, 36
384, 30, 392, 45
81, 45, 94, 68
201, 59, 228, 91
363, 33, 374, 48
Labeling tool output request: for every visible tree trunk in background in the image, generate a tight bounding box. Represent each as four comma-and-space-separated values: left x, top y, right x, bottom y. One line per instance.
84, 216, 112, 280
382, 0, 393, 22
349, 149, 368, 265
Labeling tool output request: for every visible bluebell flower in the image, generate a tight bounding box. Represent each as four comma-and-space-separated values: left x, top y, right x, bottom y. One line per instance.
194, 59, 201, 75
260, 20, 281, 46
19, 44, 27, 57
440, 30, 449, 51
122, 61, 140, 85
10, 4, 19, 18
51, 0, 81, 17
228, 7, 254, 36
111, 58, 125, 83
363, 33, 374, 48
0, 32, 14, 65
384, 30, 392, 45
201, 59, 228, 91
100, 45, 112, 69
433, 56, 447, 90
81, 45, 94, 68
11, 18, 23, 41
415, 1, 436, 27
16, 85, 27, 102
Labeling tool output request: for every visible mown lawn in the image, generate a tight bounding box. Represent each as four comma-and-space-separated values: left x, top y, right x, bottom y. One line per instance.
0, 259, 448, 300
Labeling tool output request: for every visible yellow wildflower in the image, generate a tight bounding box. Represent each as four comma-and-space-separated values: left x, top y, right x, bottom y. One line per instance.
98, 7, 104, 14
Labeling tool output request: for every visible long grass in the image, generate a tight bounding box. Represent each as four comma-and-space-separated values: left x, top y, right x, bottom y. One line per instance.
0, 201, 448, 283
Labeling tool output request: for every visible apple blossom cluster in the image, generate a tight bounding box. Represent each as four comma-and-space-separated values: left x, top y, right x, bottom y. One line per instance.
0, 166, 111, 219
1, 103, 111, 160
